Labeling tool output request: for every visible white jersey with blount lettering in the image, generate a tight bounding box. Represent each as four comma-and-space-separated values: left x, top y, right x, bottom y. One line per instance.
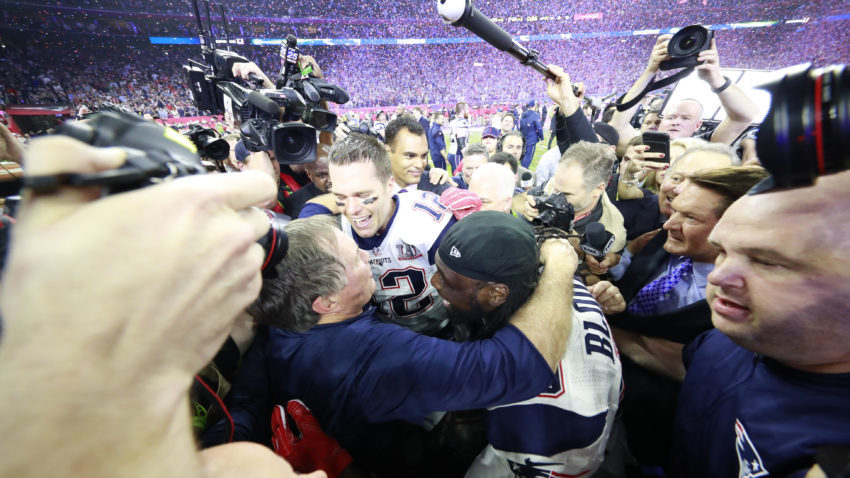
466, 278, 623, 478
342, 191, 454, 335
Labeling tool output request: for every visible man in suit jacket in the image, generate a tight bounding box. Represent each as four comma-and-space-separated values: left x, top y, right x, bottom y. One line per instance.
412, 107, 430, 136
589, 166, 768, 468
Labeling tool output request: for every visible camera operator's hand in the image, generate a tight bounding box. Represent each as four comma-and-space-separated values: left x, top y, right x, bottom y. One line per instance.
0, 122, 24, 164
584, 251, 621, 276
695, 38, 725, 89
512, 193, 540, 222
428, 167, 457, 187
232, 61, 275, 89
0, 136, 277, 478
2, 136, 276, 380
645, 34, 673, 74
545, 64, 582, 117
333, 122, 350, 143
297, 54, 324, 79
588, 281, 626, 315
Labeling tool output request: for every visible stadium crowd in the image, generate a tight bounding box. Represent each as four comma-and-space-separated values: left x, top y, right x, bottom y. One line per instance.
1, 3, 850, 478
3, 19, 850, 115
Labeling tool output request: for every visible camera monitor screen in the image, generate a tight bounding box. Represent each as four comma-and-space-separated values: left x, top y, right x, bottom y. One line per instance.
661, 68, 781, 125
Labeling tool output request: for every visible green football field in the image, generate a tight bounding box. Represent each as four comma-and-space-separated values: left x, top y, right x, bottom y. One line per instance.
440, 130, 554, 175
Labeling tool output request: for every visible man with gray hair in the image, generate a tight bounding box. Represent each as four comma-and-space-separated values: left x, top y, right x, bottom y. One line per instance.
514, 141, 628, 273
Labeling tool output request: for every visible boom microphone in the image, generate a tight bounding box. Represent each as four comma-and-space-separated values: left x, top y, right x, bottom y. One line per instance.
436, 0, 556, 81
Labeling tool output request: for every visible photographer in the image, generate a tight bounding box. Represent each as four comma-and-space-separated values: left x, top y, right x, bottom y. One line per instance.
512, 141, 627, 277
0, 136, 312, 478
609, 33, 759, 154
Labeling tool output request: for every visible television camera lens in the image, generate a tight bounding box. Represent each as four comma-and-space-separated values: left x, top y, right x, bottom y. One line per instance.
755, 63, 850, 190
271, 123, 318, 164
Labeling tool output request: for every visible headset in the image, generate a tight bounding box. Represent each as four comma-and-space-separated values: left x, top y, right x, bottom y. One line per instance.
496, 130, 527, 154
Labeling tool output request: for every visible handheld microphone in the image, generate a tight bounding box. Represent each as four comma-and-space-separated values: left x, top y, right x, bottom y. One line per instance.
579, 222, 615, 261
436, 0, 556, 81
520, 171, 534, 189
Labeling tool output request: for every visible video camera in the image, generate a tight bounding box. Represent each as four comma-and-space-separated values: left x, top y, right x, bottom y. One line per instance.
275, 34, 350, 132
184, 124, 229, 161
182, 0, 349, 164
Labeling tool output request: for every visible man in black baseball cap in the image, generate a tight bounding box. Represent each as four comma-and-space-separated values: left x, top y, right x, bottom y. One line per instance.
432, 211, 623, 478
433, 211, 540, 340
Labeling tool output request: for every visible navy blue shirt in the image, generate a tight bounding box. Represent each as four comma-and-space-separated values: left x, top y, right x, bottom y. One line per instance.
520, 109, 543, 143
428, 123, 446, 166
216, 308, 552, 469
672, 330, 850, 477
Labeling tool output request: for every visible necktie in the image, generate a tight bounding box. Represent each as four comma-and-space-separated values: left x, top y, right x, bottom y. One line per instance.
627, 257, 693, 315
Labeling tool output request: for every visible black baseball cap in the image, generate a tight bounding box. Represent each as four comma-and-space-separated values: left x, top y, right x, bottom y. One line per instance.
438, 211, 538, 283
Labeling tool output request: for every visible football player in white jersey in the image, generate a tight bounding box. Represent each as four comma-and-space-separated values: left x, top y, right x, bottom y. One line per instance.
431, 211, 622, 478
302, 133, 455, 335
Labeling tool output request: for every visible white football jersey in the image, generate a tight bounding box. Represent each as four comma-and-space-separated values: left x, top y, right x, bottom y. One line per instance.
466, 278, 622, 478
450, 117, 470, 140
342, 191, 453, 334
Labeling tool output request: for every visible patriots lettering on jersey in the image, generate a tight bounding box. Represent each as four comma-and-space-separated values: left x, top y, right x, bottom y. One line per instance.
735, 419, 768, 478
369, 257, 391, 266
508, 458, 590, 478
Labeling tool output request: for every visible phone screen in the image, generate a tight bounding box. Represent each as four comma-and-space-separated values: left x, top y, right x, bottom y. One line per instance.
642, 132, 670, 164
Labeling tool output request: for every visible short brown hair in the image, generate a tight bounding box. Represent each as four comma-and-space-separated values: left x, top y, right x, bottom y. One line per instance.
327, 133, 392, 182
689, 166, 770, 217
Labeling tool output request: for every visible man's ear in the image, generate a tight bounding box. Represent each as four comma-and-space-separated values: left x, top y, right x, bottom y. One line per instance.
483, 283, 510, 308
591, 182, 606, 199
312, 295, 335, 315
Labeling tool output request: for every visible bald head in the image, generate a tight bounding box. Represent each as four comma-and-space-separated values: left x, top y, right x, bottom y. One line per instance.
469, 162, 516, 213
660, 99, 704, 139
